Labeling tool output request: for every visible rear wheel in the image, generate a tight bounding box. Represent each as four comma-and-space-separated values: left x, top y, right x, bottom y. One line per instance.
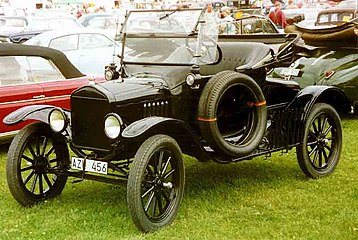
296, 103, 342, 178
127, 134, 185, 232
6, 122, 69, 206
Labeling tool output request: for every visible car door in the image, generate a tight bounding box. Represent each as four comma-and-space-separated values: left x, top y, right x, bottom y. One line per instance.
78, 33, 116, 75
25, 56, 90, 110
0, 56, 45, 136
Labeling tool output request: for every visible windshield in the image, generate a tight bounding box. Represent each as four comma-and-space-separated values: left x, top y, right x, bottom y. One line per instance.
120, 8, 219, 66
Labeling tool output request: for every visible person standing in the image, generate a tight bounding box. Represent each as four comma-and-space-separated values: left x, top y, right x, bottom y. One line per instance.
269, 1, 287, 29
219, 6, 235, 34
202, 3, 219, 36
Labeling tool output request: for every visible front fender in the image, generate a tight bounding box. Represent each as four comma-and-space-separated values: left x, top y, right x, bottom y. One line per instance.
286, 85, 350, 119
3, 105, 70, 125
122, 116, 210, 162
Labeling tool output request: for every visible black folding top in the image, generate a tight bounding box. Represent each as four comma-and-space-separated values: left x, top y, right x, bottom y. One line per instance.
0, 43, 84, 79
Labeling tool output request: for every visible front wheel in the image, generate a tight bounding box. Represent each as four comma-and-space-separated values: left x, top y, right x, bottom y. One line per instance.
127, 134, 185, 232
6, 122, 69, 206
296, 103, 342, 178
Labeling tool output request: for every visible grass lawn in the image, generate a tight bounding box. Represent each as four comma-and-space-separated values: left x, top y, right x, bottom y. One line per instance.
0, 116, 357, 240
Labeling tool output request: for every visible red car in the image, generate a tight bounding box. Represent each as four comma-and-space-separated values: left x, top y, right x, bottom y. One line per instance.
0, 43, 104, 142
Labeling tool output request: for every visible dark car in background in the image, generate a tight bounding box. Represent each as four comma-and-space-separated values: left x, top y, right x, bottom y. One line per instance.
271, 45, 358, 114
0, 43, 104, 142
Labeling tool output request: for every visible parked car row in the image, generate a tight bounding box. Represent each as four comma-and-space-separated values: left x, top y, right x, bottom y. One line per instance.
0, 15, 82, 43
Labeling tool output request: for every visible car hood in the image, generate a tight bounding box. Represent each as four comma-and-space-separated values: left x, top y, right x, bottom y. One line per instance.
0, 28, 43, 37
73, 77, 171, 105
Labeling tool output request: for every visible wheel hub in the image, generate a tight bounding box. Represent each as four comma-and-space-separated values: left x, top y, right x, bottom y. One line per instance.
33, 156, 48, 174
317, 137, 328, 149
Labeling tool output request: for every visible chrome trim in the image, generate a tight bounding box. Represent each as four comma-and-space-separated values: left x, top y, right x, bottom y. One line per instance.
0, 95, 71, 106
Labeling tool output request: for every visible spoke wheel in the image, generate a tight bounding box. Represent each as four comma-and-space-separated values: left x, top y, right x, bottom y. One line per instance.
296, 103, 342, 178
127, 134, 184, 232
6, 122, 69, 206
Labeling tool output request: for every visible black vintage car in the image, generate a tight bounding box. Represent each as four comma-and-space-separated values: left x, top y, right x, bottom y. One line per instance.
3, 8, 350, 233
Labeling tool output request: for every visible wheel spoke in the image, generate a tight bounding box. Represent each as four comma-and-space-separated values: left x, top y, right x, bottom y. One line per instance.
318, 150, 323, 168
45, 146, 55, 158
308, 145, 318, 157
163, 169, 175, 179
41, 137, 48, 156
146, 165, 155, 177
22, 155, 34, 163
30, 174, 39, 193
162, 189, 170, 203
39, 174, 44, 195
161, 156, 172, 176
157, 150, 164, 174
322, 149, 329, 166
312, 120, 319, 134
27, 144, 37, 158
312, 150, 319, 166
43, 173, 53, 188
24, 171, 35, 185
308, 130, 317, 140
307, 140, 318, 147
36, 136, 41, 156
144, 191, 155, 212
323, 125, 333, 138
49, 158, 58, 164
141, 186, 155, 198
324, 145, 332, 152
21, 165, 34, 172
157, 191, 163, 214
317, 116, 322, 132
321, 117, 328, 133
150, 194, 157, 217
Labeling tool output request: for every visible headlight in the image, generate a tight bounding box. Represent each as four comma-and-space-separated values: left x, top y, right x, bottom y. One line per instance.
104, 113, 123, 139
104, 63, 120, 80
49, 109, 66, 133
186, 74, 196, 86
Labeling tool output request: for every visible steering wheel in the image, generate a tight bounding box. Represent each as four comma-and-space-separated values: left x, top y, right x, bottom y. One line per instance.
185, 33, 218, 64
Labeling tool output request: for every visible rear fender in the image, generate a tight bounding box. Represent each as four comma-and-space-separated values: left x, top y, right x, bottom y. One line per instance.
3, 105, 70, 126
122, 117, 209, 162
286, 86, 350, 119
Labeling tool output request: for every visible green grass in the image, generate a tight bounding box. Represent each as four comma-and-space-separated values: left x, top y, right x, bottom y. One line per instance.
1, 116, 358, 240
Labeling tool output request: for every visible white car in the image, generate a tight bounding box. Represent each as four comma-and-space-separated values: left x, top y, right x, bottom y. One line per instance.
25, 29, 120, 75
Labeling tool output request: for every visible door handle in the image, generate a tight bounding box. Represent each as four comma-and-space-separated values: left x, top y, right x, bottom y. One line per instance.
32, 95, 45, 99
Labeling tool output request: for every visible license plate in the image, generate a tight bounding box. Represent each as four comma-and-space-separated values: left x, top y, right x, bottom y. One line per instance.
71, 157, 108, 175
280, 68, 300, 76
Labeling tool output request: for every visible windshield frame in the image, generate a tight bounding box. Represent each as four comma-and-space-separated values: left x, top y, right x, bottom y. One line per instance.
118, 8, 220, 67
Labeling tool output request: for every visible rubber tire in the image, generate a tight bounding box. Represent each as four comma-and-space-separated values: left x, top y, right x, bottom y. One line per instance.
127, 134, 185, 232
198, 70, 267, 157
296, 103, 342, 178
6, 122, 69, 207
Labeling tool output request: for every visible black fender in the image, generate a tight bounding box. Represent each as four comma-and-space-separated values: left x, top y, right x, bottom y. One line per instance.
3, 105, 70, 126
286, 85, 351, 119
122, 116, 210, 162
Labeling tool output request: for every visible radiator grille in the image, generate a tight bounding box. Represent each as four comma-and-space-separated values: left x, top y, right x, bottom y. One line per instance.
71, 96, 111, 151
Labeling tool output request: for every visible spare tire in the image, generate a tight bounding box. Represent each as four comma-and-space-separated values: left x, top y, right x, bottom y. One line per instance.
198, 70, 267, 157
